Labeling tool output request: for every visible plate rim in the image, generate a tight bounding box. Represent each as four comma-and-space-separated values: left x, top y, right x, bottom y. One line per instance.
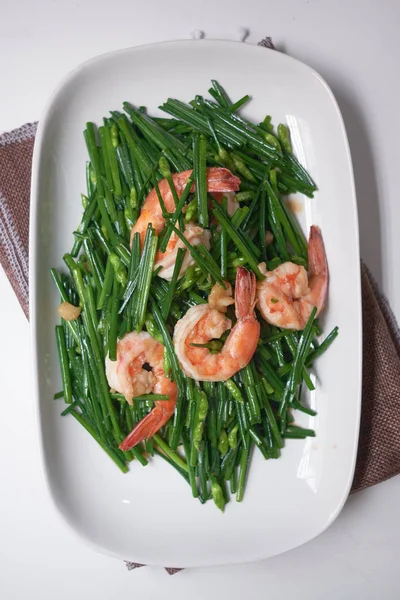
29, 38, 363, 567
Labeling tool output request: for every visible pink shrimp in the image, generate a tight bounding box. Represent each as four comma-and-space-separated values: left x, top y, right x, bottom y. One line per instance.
173, 267, 260, 381
130, 167, 240, 246
130, 167, 240, 280
105, 331, 177, 450
256, 225, 329, 330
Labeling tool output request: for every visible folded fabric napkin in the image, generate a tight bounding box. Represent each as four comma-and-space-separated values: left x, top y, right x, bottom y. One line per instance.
1, 37, 399, 574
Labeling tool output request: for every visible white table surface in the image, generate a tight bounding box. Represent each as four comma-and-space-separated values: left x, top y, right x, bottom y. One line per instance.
1, 1, 399, 598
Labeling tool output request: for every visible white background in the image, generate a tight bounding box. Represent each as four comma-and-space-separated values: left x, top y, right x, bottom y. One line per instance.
1, 0, 399, 598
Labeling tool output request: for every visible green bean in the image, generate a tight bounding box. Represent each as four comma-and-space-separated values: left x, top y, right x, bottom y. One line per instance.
221, 446, 239, 480
79, 335, 107, 439
301, 368, 315, 391
283, 425, 315, 439
261, 418, 280, 458
123, 102, 190, 168
109, 253, 128, 287
263, 132, 281, 151
116, 144, 134, 189
197, 443, 209, 500
204, 383, 218, 447
114, 241, 131, 268
152, 433, 189, 472
99, 126, 116, 202
210, 80, 232, 107
266, 186, 290, 261
230, 470, 237, 495
229, 94, 251, 113
255, 354, 284, 397
235, 399, 249, 451
191, 389, 208, 453
82, 238, 103, 293
231, 153, 257, 182
228, 424, 239, 449
291, 308, 318, 389
306, 326, 339, 366
63, 254, 87, 306
71, 191, 98, 257
86, 161, 95, 195
170, 374, 186, 451
108, 280, 120, 361
158, 155, 182, 218
117, 117, 152, 179
97, 256, 113, 310
84, 123, 103, 196
55, 326, 72, 404
212, 205, 250, 262
160, 176, 193, 253
248, 426, 270, 459
236, 191, 254, 203
61, 400, 82, 417
62, 260, 121, 438
259, 188, 267, 260
132, 225, 158, 332
185, 198, 197, 223
211, 200, 264, 279
241, 183, 263, 232
204, 104, 278, 159
50, 269, 80, 344
103, 123, 122, 196
261, 380, 283, 448
210, 475, 226, 512
219, 197, 228, 278
236, 439, 251, 502
193, 133, 208, 227
266, 179, 306, 259
224, 379, 244, 404
278, 308, 317, 432
215, 382, 228, 435
218, 429, 229, 455
271, 339, 286, 368
84, 125, 117, 246
240, 366, 261, 424
291, 399, 317, 417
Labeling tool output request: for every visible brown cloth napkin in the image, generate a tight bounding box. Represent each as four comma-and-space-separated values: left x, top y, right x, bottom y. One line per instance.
1, 38, 399, 573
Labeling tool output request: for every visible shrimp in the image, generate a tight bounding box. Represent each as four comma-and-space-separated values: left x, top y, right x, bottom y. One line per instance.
105, 331, 177, 450
256, 225, 328, 330
130, 167, 240, 281
173, 267, 260, 381
154, 223, 211, 281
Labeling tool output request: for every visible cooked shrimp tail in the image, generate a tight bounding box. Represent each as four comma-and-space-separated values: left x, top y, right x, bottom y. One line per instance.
105, 331, 178, 450
235, 265, 257, 319
308, 225, 328, 312
119, 400, 175, 451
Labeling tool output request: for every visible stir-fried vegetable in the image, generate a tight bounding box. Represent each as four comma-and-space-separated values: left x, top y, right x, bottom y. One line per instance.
52, 82, 337, 511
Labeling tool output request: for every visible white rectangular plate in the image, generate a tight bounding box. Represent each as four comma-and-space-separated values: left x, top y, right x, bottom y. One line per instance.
30, 40, 362, 568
